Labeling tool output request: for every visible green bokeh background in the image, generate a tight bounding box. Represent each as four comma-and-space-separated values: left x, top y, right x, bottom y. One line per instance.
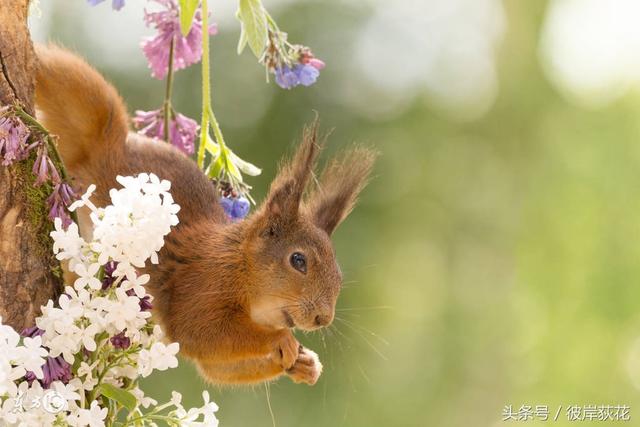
33, 1, 640, 426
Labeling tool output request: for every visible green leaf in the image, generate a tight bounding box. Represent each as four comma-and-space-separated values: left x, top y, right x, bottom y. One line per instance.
237, 0, 268, 58
178, 0, 200, 37
237, 22, 249, 55
98, 384, 137, 412
224, 151, 243, 182
204, 135, 221, 156
207, 154, 224, 178
229, 149, 261, 176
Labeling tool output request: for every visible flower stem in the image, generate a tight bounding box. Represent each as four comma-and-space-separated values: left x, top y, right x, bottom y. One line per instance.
197, 0, 211, 168
207, 106, 226, 150
197, 0, 227, 170
163, 37, 176, 144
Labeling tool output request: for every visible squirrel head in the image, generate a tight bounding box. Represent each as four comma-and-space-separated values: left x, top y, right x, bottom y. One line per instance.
242, 121, 376, 331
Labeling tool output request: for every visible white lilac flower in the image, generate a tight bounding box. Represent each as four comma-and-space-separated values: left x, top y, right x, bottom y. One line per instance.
16, 336, 47, 379
50, 379, 82, 411
66, 400, 107, 427
173, 391, 219, 427
50, 218, 85, 261
76, 361, 99, 391
73, 262, 102, 290
0, 175, 218, 425
105, 288, 150, 332
121, 271, 150, 298
131, 387, 158, 409
68, 184, 97, 213
138, 342, 179, 377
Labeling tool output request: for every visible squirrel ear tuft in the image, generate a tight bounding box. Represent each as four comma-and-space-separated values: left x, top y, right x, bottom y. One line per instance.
264, 119, 323, 221
306, 146, 377, 235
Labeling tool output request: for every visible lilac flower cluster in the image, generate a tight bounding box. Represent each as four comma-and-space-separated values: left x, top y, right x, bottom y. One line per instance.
0, 175, 219, 425
33, 143, 77, 228
101, 261, 154, 313
0, 108, 77, 228
142, 0, 217, 80
87, 0, 125, 10
133, 108, 198, 155
21, 327, 72, 389
0, 110, 31, 166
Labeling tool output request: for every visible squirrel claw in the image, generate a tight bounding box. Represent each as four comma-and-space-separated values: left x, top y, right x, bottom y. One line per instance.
286, 347, 322, 385
274, 331, 300, 370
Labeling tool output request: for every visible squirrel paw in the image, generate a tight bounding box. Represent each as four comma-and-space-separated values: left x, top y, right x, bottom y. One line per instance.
286, 347, 323, 385
273, 331, 300, 370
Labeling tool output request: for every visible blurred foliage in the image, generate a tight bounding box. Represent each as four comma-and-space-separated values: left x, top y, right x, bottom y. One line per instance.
36, 1, 640, 426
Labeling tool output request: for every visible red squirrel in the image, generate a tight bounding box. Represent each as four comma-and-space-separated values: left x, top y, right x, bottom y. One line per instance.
34, 44, 375, 385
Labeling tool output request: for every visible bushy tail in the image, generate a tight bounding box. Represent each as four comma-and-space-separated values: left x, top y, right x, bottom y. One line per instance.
35, 44, 129, 171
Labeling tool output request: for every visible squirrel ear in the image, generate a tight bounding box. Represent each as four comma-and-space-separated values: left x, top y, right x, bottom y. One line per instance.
264, 119, 323, 221
306, 146, 377, 235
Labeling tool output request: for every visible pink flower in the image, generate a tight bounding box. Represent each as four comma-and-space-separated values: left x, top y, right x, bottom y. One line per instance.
47, 182, 76, 229
33, 144, 61, 186
133, 108, 199, 155
0, 112, 31, 166
307, 58, 325, 70
133, 109, 163, 139
141, 0, 218, 79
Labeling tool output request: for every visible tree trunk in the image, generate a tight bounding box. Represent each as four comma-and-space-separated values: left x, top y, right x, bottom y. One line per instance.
0, 0, 60, 330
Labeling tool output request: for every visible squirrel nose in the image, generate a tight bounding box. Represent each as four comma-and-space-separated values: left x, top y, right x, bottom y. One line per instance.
314, 314, 332, 327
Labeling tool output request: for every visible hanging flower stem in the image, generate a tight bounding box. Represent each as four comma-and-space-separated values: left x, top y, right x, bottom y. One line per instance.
163, 37, 176, 144
13, 105, 79, 225
197, 0, 228, 169
197, 0, 211, 167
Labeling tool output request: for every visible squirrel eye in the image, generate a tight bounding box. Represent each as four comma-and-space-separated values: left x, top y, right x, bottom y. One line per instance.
290, 252, 307, 274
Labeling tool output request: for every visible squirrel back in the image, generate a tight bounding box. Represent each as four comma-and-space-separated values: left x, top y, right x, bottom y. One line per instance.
35, 44, 376, 385
35, 44, 224, 227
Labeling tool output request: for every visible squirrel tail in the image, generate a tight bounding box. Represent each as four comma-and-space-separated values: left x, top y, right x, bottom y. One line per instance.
34, 44, 129, 171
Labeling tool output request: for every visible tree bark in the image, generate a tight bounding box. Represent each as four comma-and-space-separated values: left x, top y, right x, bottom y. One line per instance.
0, 0, 60, 330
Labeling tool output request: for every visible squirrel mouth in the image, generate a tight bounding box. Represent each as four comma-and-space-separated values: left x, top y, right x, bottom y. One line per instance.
282, 310, 296, 328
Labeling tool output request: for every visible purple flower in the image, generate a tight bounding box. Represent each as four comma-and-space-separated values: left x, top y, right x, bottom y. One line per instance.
219, 197, 234, 217
0, 113, 30, 166
32, 145, 61, 186
139, 295, 153, 311
296, 64, 320, 86
133, 108, 198, 155
274, 64, 321, 89
275, 65, 300, 90
232, 197, 250, 219
110, 331, 131, 350
169, 112, 198, 154
87, 0, 125, 10
24, 370, 37, 385
101, 261, 118, 290
47, 182, 76, 229
21, 326, 45, 338
133, 109, 163, 140
220, 196, 250, 221
28, 356, 72, 389
125, 288, 153, 311
141, 0, 218, 80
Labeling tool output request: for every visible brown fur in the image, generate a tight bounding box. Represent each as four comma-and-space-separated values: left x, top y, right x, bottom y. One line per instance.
34, 44, 376, 385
